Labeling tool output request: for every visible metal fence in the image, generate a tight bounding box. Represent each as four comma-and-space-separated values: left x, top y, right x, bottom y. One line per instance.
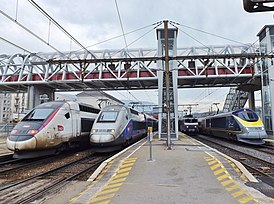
0, 123, 15, 137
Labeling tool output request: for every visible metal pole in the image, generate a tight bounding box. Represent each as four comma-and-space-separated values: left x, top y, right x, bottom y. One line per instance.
149, 131, 152, 161
164, 20, 171, 150
147, 127, 153, 161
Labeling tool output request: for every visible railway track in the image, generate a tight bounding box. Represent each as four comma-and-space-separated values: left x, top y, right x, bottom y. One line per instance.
252, 145, 274, 156
0, 152, 113, 204
0, 153, 13, 163
0, 148, 96, 184
0, 156, 54, 174
192, 135, 274, 183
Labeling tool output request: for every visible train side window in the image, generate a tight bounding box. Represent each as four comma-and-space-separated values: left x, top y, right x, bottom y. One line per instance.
65, 112, 70, 119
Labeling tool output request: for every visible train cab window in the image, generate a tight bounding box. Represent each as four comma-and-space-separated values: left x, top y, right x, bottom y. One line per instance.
65, 112, 70, 119
185, 118, 198, 123
22, 108, 54, 121
233, 110, 258, 122
98, 111, 118, 122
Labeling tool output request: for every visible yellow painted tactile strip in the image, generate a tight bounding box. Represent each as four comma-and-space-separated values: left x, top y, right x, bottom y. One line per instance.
88, 157, 137, 204
204, 156, 261, 204
68, 161, 115, 203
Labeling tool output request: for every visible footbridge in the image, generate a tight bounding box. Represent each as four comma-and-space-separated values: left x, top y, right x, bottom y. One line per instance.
0, 44, 262, 92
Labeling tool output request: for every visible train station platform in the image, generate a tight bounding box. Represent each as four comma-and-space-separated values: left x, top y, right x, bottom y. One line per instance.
42, 133, 273, 204
265, 136, 274, 146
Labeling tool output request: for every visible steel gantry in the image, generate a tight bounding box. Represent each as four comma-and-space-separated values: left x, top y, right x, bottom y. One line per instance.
0, 44, 264, 92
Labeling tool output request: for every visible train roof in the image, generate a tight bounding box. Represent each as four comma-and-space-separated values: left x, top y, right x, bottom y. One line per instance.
34, 100, 99, 110
199, 108, 256, 119
35, 101, 65, 109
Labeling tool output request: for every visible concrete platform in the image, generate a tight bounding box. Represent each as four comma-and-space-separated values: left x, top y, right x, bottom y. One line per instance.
265, 136, 274, 146
44, 133, 273, 204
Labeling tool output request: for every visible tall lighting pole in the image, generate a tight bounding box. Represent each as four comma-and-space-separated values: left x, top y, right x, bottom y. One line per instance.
164, 20, 171, 150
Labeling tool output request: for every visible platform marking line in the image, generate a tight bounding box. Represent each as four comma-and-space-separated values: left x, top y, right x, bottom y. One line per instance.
204, 155, 260, 204
69, 141, 146, 204
93, 161, 114, 181
87, 157, 137, 204
68, 182, 96, 203
225, 158, 248, 182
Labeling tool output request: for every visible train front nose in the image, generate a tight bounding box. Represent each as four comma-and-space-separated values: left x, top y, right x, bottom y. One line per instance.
90, 134, 115, 143
7, 135, 37, 151
7, 124, 39, 151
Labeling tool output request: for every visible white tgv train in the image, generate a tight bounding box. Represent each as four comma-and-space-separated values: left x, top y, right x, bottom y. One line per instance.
7, 101, 100, 158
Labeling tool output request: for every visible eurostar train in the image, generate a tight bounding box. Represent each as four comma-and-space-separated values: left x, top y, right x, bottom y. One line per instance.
198, 108, 268, 145
90, 105, 158, 152
7, 101, 100, 158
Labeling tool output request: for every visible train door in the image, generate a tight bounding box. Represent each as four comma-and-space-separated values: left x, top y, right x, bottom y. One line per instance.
226, 116, 235, 139
70, 106, 80, 137
63, 102, 78, 138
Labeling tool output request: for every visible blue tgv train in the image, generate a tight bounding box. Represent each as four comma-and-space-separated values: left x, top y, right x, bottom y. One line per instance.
198, 108, 268, 145
90, 105, 158, 152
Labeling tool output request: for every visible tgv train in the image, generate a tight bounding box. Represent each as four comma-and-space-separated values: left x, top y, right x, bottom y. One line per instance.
179, 115, 199, 135
90, 105, 158, 152
7, 101, 100, 158
198, 108, 268, 145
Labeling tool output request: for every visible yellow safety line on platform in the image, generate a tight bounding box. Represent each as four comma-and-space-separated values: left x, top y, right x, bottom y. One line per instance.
204, 156, 261, 204
87, 157, 137, 204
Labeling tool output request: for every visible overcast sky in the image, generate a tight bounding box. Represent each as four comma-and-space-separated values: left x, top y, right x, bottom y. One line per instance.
0, 0, 273, 112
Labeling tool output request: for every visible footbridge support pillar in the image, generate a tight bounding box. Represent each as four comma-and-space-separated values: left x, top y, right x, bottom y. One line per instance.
156, 22, 178, 141
248, 91, 255, 111
27, 85, 54, 110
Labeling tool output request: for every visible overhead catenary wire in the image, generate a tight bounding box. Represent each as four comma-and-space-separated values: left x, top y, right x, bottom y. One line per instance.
80, 22, 162, 51
0, 9, 69, 60
172, 21, 262, 53
114, 0, 128, 50
27, 0, 96, 59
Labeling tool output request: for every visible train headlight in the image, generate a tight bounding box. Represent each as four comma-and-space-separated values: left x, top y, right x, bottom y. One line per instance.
27, 129, 38, 135
111, 129, 115, 133
261, 126, 265, 131
186, 126, 189, 128
92, 129, 97, 133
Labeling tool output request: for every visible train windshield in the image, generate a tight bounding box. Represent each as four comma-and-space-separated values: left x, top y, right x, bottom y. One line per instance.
22, 109, 54, 121
98, 111, 118, 122
185, 118, 198, 123
233, 109, 258, 122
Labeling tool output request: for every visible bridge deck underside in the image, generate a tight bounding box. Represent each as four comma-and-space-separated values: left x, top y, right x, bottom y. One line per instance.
0, 72, 259, 92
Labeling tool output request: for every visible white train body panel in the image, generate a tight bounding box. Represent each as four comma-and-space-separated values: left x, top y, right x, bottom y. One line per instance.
7, 101, 99, 157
